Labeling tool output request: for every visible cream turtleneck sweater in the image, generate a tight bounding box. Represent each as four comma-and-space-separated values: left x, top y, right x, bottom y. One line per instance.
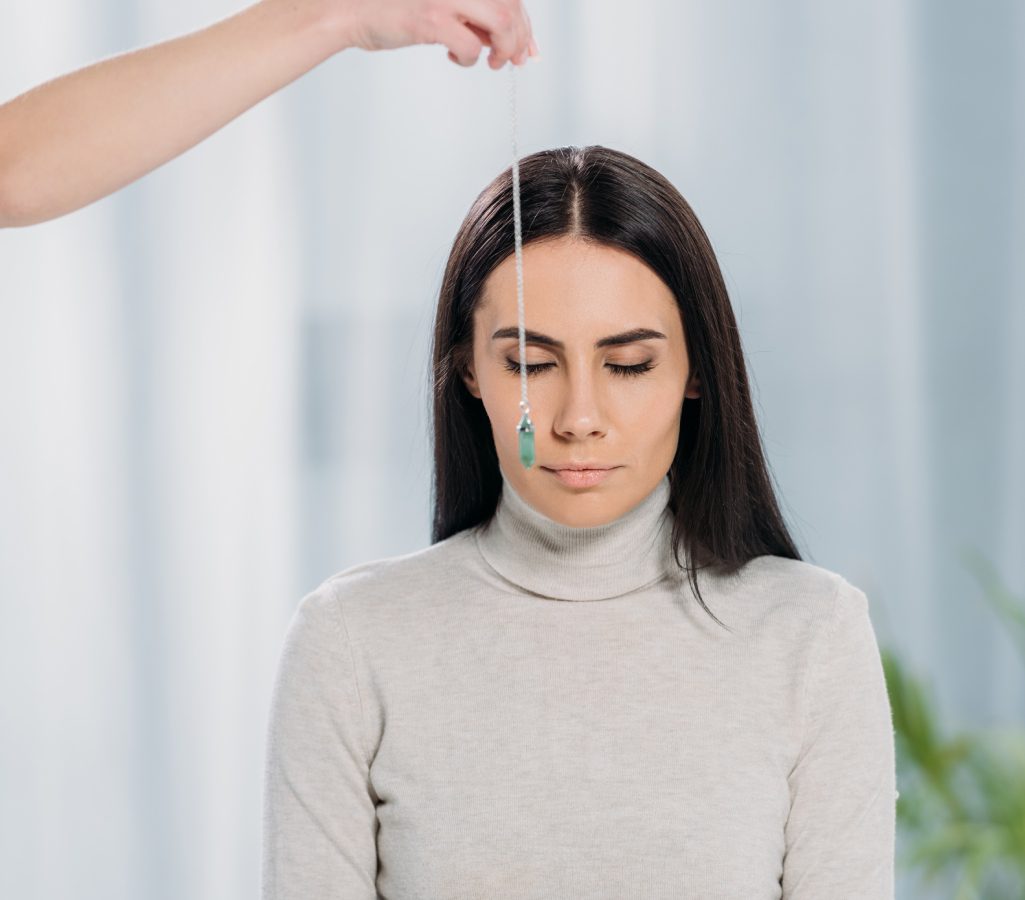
261, 470, 896, 899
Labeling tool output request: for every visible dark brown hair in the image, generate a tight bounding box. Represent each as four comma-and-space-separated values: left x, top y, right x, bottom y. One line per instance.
429, 145, 801, 630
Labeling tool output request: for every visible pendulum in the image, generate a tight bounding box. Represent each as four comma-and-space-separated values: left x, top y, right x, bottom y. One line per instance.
509, 64, 534, 469
509, 62, 535, 469
517, 405, 535, 468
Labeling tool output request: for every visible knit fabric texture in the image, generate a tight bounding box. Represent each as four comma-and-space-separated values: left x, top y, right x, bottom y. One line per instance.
261, 469, 897, 899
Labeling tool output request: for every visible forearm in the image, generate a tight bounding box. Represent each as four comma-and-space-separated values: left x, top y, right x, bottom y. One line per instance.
0, 0, 352, 227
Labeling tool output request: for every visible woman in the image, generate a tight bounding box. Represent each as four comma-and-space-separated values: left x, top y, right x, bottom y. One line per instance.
262, 146, 897, 898
0, 0, 537, 227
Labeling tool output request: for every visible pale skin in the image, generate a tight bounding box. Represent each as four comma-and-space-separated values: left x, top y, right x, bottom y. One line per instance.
0, 0, 538, 228
462, 235, 702, 528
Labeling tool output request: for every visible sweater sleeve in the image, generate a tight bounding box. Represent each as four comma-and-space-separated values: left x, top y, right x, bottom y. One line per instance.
261, 578, 379, 899
781, 578, 897, 899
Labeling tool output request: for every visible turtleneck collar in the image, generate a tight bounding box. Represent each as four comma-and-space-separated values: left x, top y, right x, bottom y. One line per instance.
473, 468, 681, 601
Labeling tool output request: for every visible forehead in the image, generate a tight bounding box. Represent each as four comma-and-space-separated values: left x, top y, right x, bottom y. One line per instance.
479, 236, 677, 325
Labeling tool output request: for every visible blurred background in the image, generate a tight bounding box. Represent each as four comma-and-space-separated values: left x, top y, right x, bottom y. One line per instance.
1, 0, 1023, 897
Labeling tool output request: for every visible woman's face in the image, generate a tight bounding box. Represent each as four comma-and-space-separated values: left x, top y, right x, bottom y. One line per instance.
462, 235, 699, 527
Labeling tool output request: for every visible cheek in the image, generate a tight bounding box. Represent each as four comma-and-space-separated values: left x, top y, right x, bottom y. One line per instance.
479, 373, 522, 444
619, 378, 684, 429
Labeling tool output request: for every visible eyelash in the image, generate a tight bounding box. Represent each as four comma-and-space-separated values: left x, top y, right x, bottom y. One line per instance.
502, 359, 656, 378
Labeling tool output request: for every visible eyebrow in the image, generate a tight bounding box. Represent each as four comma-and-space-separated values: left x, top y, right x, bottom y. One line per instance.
490, 326, 667, 350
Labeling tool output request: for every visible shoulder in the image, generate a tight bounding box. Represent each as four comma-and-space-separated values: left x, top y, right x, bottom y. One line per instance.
301, 527, 481, 621
707, 554, 869, 644
731, 553, 847, 596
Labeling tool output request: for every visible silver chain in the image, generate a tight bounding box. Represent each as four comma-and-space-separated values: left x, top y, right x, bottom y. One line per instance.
509, 63, 529, 420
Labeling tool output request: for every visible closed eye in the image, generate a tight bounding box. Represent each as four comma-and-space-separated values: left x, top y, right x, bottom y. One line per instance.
502, 359, 655, 378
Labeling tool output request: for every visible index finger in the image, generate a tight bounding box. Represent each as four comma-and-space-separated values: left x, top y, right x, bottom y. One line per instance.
458, 0, 532, 69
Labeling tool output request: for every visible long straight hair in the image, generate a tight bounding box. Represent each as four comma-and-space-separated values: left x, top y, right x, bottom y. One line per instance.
429, 145, 801, 630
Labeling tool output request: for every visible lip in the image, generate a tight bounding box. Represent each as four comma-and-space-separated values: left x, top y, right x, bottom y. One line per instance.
543, 463, 618, 471
541, 465, 620, 488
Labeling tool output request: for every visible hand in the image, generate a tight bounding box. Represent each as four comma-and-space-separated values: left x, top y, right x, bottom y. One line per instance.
339, 0, 538, 68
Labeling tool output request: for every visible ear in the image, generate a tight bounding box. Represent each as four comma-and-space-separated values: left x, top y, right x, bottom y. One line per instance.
462, 362, 482, 399
684, 371, 701, 400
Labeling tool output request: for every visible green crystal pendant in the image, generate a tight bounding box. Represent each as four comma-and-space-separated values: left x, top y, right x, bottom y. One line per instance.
517, 412, 535, 468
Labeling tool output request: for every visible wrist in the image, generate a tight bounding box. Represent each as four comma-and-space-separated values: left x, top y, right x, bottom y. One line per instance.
256, 0, 358, 61
308, 0, 361, 54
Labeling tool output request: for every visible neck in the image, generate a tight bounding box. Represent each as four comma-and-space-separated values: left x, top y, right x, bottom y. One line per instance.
473, 469, 682, 601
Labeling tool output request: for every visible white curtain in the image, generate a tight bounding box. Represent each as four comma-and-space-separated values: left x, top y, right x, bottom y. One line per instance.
1, 1, 1021, 898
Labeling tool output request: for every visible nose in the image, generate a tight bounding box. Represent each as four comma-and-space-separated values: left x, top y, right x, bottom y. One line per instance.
550, 365, 609, 441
